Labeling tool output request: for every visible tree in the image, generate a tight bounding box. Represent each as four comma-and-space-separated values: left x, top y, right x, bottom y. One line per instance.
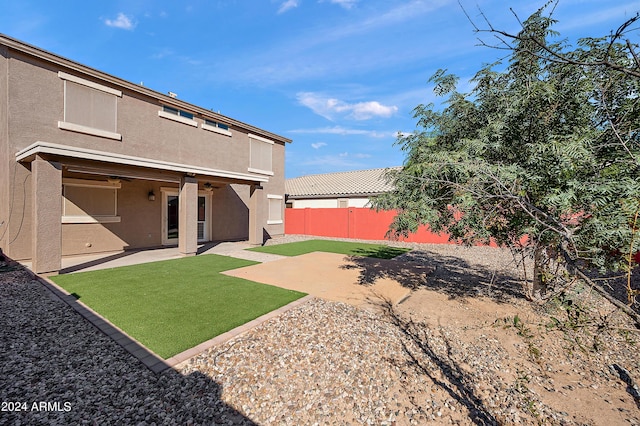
372, 3, 640, 307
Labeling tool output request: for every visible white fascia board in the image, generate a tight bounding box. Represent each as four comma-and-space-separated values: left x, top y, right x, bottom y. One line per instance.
16, 141, 269, 183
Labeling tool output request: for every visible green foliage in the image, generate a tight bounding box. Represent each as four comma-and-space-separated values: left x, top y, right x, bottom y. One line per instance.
373, 4, 640, 296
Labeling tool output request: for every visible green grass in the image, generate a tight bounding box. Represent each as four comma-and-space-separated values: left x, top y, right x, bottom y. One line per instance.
51, 255, 305, 359
248, 239, 410, 259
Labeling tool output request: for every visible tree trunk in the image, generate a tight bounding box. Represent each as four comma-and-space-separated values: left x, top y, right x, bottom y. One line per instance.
531, 245, 549, 301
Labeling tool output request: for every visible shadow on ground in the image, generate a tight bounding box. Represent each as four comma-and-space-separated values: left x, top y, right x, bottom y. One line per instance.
380, 300, 499, 425
0, 266, 256, 425
586, 267, 640, 314
342, 248, 527, 302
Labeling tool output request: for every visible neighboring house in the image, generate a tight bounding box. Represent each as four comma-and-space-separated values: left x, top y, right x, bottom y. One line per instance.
0, 34, 290, 274
285, 167, 399, 208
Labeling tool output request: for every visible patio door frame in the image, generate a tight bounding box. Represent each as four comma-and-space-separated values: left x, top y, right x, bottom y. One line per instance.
160, 187, 212, 246
161, 188, 179, 246
196, 190, 212, 243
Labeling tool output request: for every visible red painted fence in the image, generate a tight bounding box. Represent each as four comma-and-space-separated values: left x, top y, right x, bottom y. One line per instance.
285, 207, 462, 244
285, 208, 640, 262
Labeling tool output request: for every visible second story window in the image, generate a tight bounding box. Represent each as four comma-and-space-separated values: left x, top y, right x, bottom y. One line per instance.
204, 119, 229, 130
163, 105, 194, 120
248, 134, 274, 176
58, 72, 122, 140
202, 118, 232, 137
158, 105, 197, 127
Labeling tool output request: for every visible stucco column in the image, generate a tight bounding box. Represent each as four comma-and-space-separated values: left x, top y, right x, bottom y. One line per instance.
32, 155, 62, 274
248, 184, 264, 245
178, 176, 198, 256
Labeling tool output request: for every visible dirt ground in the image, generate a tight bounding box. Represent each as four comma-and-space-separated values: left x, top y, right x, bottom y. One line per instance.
223, 251, 417, 308
225, 249, 640, 425
397, 288, 640, 424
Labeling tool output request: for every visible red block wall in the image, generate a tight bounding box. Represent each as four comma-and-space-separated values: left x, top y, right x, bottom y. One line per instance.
285, 207, 457, 244
286, 208, 638, 257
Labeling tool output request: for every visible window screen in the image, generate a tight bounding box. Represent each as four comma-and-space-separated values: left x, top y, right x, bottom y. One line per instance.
250, 138, 272, 173
63, 185, 117, 217
268, 197, 282, 222
65, 81, 117, 132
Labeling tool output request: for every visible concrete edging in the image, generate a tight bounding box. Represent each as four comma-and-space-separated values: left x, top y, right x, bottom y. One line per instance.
26, 266, 314, 373
167, 294, 315, 368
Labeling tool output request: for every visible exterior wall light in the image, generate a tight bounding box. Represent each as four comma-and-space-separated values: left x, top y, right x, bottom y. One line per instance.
148, 190, 156, 201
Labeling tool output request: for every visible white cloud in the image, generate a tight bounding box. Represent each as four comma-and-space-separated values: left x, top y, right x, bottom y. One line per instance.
311, 142, 327, 149
297, 92, 398, 121
289, 125, 395, 138
301, 154, 368, 169
104, 13, 136, 30
349, 101, 398, 120
353, 153, 372, 159
278, 0, 299, 14
206, 1, 453, 86
322, 0, 358, 9
151, 48, 174, 59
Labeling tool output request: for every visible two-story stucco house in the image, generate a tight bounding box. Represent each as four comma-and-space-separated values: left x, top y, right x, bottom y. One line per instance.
0, 34, 290, 274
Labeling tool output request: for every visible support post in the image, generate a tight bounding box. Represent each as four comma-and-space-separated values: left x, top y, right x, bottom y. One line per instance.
178, 176, 198, 256
32, 155, 62, 274
249, 184, 263, 245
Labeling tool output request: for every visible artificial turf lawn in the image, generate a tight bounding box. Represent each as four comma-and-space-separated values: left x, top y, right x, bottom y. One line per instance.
247, 239, 410, 259
51, 254, 306, 359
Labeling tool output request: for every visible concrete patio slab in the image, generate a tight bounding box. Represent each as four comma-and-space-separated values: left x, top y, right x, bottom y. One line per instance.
19, 241, 285, 274
222, 251, 415, 310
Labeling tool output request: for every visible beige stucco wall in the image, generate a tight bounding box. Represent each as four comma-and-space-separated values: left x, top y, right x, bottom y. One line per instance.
263, 141, 286, 238
61, 179, 170, 256
2, 42, 288, 261
210, 184, 250, 241
0, 46, 8, 256
6, 51, 261, 175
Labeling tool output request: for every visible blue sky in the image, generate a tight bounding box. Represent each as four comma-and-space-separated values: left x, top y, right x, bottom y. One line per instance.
2, 1, 639, 178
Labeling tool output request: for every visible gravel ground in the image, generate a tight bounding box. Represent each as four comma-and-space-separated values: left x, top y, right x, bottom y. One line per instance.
1, 235, 639, 425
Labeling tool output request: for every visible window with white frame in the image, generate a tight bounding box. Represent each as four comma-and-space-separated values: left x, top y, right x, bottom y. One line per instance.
204, 119, 228, 130
267, 194, 283, 225
202, 118, 232, 136
158, 105, 198, 127
248, 134, 274, 176
58, 72, 122, 140
162, 105, 193, 119
62, 178, 121, 223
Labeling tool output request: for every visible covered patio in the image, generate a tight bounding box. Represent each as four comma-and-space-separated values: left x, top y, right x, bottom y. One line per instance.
16, 142, 270, 275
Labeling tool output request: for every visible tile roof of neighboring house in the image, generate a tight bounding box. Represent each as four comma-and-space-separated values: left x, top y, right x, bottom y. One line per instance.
286, 167, 401, 198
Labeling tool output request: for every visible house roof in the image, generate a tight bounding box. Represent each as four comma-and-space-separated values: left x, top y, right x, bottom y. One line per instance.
286, 167, 400, 198
0, 33, 291, 145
